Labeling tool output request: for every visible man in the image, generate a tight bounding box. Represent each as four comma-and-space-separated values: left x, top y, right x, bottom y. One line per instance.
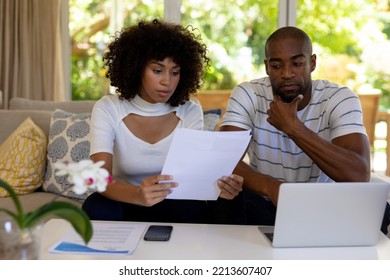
220, 26, 390, 234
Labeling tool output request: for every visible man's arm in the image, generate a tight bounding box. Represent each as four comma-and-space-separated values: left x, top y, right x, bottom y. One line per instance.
267, 94, 371, 183
220, 125, 282, 205
284, 128, 371, 182
221, 92, 371, 205
221, 123, 371, 206
235, 160, 282, 205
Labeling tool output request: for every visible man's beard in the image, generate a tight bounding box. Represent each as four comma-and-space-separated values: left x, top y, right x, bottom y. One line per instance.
274, 84, 307, 103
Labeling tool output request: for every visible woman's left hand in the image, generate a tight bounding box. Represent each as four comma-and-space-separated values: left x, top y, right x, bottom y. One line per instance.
217, 174, 243, 200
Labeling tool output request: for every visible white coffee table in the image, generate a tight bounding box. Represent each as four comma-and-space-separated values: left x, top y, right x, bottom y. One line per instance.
39, 219, 390, 260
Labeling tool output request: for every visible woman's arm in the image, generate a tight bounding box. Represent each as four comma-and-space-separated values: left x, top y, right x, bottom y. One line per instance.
91, 152, 177, 206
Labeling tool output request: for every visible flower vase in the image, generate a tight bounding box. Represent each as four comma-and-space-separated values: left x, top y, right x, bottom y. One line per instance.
0, 219, 43, 260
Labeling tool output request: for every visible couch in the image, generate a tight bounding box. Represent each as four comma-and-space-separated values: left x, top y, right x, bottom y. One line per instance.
0, 98, 96, 214
0, 97, 222, 215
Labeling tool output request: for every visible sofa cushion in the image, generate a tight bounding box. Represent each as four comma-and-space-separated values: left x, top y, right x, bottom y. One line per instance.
9, 97, 96, 113
0, 117, 47, 197
0, 110, 53, 143
203, 108, 222, 131
43, 110, 93, 202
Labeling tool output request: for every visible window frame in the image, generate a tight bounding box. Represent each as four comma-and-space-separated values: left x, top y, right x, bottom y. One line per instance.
64, 0, 294, 100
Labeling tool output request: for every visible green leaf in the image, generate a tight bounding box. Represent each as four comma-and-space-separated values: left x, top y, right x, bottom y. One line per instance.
0, 208, 20, 221
24, 201, 93, 244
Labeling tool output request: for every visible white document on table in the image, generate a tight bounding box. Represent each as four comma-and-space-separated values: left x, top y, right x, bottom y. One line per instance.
49, 221, 147, 255
162, 128, 251, 200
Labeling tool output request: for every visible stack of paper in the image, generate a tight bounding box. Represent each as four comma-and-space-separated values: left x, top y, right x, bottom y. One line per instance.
49, 221, 147, 255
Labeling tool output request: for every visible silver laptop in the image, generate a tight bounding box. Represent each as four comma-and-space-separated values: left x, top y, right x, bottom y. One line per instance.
261, 182, 390, 248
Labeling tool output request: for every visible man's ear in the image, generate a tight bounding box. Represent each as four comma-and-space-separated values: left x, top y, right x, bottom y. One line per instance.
264, 59, 269, 75
310, 54, 317, 72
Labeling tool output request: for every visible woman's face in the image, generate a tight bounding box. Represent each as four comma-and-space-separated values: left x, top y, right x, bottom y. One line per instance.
139, 57, 181, 104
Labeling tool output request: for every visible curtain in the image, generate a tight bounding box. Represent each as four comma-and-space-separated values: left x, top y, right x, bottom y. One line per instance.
0, 0, 66, 109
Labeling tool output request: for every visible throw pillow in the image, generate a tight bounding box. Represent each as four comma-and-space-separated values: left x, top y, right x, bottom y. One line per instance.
43, 110, 92, 202
0, 117, 47, 197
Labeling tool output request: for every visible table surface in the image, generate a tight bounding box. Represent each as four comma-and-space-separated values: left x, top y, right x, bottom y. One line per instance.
40, 219, 390, 260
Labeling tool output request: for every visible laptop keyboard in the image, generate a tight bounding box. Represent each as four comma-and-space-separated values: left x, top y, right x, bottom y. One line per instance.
264, 232, 274, 242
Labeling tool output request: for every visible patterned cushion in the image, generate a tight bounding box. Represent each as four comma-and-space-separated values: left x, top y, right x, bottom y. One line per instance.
203, 109, 222, 131
0, 118, 47, 197
43, 110, 92, 201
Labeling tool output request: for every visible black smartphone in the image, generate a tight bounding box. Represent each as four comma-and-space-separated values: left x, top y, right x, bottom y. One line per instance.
143, 225, 173, 241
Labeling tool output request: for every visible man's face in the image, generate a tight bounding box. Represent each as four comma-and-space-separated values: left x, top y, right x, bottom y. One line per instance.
264, 37, 316, 103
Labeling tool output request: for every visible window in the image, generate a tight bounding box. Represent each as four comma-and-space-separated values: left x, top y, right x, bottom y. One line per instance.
69, 0, 390, 108
181, 0, 278, 89
70, 0, 279, 99
70, 0, 163, 100
296, 0, 390, 108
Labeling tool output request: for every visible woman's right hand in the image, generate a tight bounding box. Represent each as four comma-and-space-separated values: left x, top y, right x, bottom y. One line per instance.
136, 175, 177, 206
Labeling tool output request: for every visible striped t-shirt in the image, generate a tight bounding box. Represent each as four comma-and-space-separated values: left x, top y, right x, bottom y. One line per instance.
221, 77, 366, 183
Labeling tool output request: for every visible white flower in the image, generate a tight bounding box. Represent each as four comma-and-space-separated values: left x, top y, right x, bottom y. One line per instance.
54, 159, 112, 195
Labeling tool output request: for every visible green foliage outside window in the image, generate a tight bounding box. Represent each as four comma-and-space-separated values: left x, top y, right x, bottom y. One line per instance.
70, 0, 390, 110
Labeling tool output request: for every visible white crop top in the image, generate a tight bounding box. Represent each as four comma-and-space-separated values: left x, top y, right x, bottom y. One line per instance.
90, 94, 203, 186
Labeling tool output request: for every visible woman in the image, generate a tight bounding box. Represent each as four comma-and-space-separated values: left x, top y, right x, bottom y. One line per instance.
82, 19, 244, 224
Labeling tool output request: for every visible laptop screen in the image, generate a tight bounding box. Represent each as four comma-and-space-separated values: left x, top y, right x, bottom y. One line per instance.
265, 182, 390, 248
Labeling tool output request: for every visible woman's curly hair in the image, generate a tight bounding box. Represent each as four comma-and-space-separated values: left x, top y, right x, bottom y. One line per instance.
103, 18, 210, 106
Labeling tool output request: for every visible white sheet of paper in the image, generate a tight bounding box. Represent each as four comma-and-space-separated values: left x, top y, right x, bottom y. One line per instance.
49, 221, 147, 255
162, 128, 251, 200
